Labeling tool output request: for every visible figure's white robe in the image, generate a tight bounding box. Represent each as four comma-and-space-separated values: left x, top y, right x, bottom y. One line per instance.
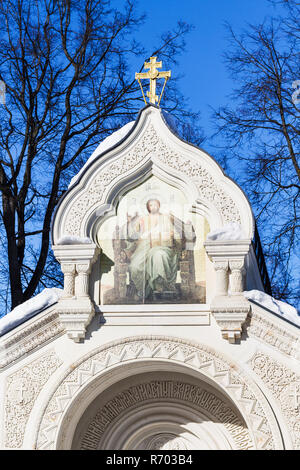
127, 213, 183, 298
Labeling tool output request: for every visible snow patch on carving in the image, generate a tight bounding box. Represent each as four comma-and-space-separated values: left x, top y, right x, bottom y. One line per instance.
0, 288, 64, 336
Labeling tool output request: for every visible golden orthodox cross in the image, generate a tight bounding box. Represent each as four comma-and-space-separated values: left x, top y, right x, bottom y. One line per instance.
135, 56, 171, 106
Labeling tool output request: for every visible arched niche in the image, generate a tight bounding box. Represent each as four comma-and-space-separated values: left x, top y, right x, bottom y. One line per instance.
71, 369, 254, 450
91, 174, 211, 306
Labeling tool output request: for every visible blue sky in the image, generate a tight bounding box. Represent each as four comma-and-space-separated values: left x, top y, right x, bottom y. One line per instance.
1, 0, 297, 315
121, 0, 283, 142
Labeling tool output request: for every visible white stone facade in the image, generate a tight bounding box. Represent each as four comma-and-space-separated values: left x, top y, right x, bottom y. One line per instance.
0, 105, 299, 450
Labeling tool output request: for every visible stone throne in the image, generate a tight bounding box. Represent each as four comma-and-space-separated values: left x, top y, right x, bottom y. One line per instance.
104, 224, 203, 304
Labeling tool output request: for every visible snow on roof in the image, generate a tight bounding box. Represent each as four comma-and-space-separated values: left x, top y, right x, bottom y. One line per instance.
0, 287, 64, 337
161, 109, 181, 136
244, 289, 300, 327
0, 285, 298, 339
68, 121, 135, 189
206, 222, 245, 241
57, 235, 92, 245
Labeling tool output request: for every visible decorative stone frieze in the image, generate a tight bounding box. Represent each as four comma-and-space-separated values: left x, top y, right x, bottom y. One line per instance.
80, 380, 254, 450
76, 263, 92, 298
0, 308, 63, 369
248, 309, 300, 359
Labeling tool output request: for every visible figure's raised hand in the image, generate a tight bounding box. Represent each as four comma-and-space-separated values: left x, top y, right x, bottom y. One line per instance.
127, 212, 138, 223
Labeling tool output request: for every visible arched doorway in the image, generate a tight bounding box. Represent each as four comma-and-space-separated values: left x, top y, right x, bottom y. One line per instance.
73, 370, 253, 450
34, 336, 284, 450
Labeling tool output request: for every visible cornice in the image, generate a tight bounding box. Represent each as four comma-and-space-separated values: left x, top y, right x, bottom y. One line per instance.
248, 302, 300, 360
0, 305, 64, 369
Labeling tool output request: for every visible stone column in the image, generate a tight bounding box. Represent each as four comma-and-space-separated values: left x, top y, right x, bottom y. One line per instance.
214, 261, 229, 297
61, 263, 76, 298
52, 243, 100, 342
204, 239, 251, 343
229, 260, 245, 295
76, 262, 91, 298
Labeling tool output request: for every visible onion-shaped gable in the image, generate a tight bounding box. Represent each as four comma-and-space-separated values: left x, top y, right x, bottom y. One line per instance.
51, 104, 254, 246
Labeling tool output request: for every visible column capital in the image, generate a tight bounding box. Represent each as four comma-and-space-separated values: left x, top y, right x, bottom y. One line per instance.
214, 260, 229, 271
61, 263, 76, 274
229, 259, 245, 271
53, 243, 100, 264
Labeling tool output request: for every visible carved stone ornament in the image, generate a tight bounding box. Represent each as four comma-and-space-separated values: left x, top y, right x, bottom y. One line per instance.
251, 352, 300, 449
35, 336, 283, 450
60, 123, 241, 238
53, 244, 100, 342
4, 351, 62, 448
61, 263, 76, 297
80, 380, 254, 450
0, 308, 64, 369
248, 309, 300, 360
56, 299, 94, 342
205, 240, 251, 343
142, 434, 192, 451
49, 106, 255, 343
211, 304, 250, 343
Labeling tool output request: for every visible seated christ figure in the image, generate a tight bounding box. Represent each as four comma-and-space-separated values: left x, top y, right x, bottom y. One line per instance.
125, 198, 195, 301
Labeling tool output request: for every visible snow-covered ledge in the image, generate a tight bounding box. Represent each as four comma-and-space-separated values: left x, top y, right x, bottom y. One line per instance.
204, 225, 252, 343
52, 242, 100, 342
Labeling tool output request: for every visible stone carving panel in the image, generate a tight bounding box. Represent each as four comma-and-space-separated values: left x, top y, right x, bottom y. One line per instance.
251, 352, 300, 449
4, 351, 62, 448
